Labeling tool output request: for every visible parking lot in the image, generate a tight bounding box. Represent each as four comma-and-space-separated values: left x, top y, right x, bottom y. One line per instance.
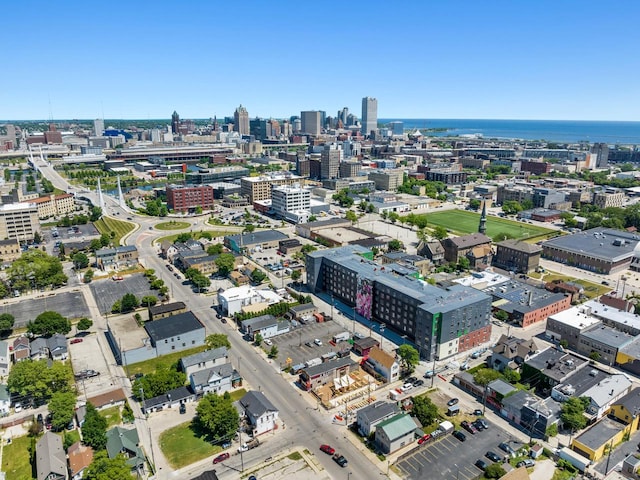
89, 273, 155, 314
397, 422, 524, 480
267, 319, 352, 366
4, 290, 91, 327
69, 332, 116, 398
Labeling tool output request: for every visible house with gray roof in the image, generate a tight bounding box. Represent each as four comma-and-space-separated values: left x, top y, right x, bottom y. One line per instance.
190, 363, 241, 396
142, 386, 195, 414
106, 426, 145, 472
148, 301, 187, 321
0, 340, 9, 376
238, 390, 279, 436
224, 230, 289, 253
374, 413, 419, 454
30, 337, 48, 360
240, 314, 290, 340
144, 311, 206, 356
356, 401, 400, 437
180, 347, 229, 378
299, 357, 358, 391
490, 334, 539, 371
47, 334, 68, 361
36, 431, 68, 480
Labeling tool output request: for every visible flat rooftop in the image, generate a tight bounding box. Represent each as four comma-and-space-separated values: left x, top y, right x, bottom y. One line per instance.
543, 227, 640, 263
583, 299, 640, 331
547, 306, 601, 331
483, 279, 568, 314
318, 227, 371, 244
526, 347, 589, 383
581, 324, 634, 349
574, 417, 625, 450
108, 314, 149, 351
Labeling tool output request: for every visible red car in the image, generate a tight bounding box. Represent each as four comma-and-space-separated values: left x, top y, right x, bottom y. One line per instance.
70, 338, 83, 344
418, 434, 432, 445
213, 453, 230, 464
320, 444, 335, 455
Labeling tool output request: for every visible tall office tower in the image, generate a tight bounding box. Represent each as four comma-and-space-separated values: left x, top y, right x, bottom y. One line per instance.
338, 107, 349, 126
171, 111, 180, 134
361, 97, 378, 137
320, 144, 342, 179
591, 143, 609, 168
234, 105, 250, 136
301, 111, 322, 136
94, 119, 104, 137
319, 111, 327, 129
293, 118, 302, 133
389, 121, 404, 136
347, 113, 358, 127
281, 120, 292, 137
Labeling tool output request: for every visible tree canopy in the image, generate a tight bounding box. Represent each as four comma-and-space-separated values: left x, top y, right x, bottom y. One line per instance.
412, 395, 439, 426
473, 368, 501, 387
0, 313, 15, 336
72, 252, 90, 270
132, 369, 186, 401
251, 268, 267, 284
28, 311, 71, 336
387, 239, 404, 252
77, 318, 93, 331
82, 402, 108, 450
7, 360, 74, 402
49, 391, 77, 431
432, 225, 448, 240
397, 344, 420, 373
195, 392, 239, 442
83, 451, 132, 480
7, 250, 68, 291
560, 396, 590, 431
207, 243, 224, 255
215, 253, 236, 276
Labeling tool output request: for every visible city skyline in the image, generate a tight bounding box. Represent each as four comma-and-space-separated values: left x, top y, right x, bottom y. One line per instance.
2, 0, 639, 121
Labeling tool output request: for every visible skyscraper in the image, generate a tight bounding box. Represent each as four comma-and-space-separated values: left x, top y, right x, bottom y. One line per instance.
234, 105, 249, 136
301, 111, 322, 136
361, 97, 378, 137
94, 119, 104, 137
591, 143, 609, 168
320, 144, 342, 179
171, 111, 180, 134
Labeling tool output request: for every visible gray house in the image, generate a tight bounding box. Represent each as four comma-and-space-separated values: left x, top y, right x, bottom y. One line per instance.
240, 314, 290, 340
238, 390, 279, 436
490, 334, 539, 371
144, 311, 206, 356
190, 363, 241, 396
374, 413, 418, 454
142, 386, 195, 414
47, 334, 68, 361
356, 401, 400, 437
180, 347, 229, 378
36, 431, 68, 480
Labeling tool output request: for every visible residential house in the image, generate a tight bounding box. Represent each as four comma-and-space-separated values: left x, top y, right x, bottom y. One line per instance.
95, 245, 138, 270
299, 357, 358, 391
363, 346, 399, 383
238, 390, 279, 436
36, 431, 68, 480
581, 374, 632, 420
180, 254, 220, 275
75, 405, 86, 428
352, 337, 380, 356
144, 311, 206, 356
240, 314, 290, 340
12, 337, 30, 362
0, 384, 10, 416
162, 239, 204, 262
0, 340, 9, 376
106, 426, 146, 472
490, 335, 539, 372
289, 303, 318, 320
417, 240, 445, 266
442, 233, 492, 265
190, 363, 241, 397
610, 387, 640, 429
87, 388, 127, 411
374, 413, 418, 454
47, 334, 68, 361
142, 386, 195, 414
148, 301, 187, 321
67, 442, 94, 480
180, 347, 229, 378
30, 337, 48, 360
172, 249, 207, 271
356, 401, 400, 437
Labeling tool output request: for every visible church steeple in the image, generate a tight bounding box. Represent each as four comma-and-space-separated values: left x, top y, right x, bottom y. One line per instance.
479, 201, 487, 234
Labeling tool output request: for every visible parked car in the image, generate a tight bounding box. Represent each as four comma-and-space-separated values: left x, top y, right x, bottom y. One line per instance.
332, 453, 348, 467
517, 459, 535, 468
452, 430, 466, 442
70, 338, 83, 344
447, 398, 459, 406
499, 442, 516, 456
407, 376, 418, 383
305, 341, 314, 347
402, 383, 413, 392
475, 459, 489, 471
473, 409, 483, 416
314, 338, 322, 346
320, 444, 335, 455
461, 421, 478, 434
475, 419, 489, 430
179, 403, 186, 414
213, 453, 230, 464
264, 338, 273, 346
486, 451, 501, 462
417, 434, 431, 445
413, 379, 424, 387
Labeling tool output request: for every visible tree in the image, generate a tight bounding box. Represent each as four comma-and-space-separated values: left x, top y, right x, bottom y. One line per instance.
345, 210, 358, 224
83, 269, 94, 283
207, 243, 224, 255
433, 225, 448, 240
215, 253, 236, 276
33, 231, 42, 244
120, 293, 139, 312
28, 311, 71, 336
387, 239, 404, 252
0, 313, 14, 336
484, 463, 506, 478
589, 351, 601, 362
291, 270, 302, 283
83, 451, 132, 480
89, 206, 103, 222
468, 199, 481, 210
251, 268, 267, 284
49, 391, 76, 431
195, 392, 239, 442
473, 368, 501, 387
308, 215, 317, 222
205, 334, 231, 350
388, 212, 399, 224
99, 233, 111, 247
72, 252, 90, 270
82, 402, 107, 450
176, 232, 193, 243
412, 395, 439, 426
141, 295, 158, 307
268, 345, 279, 359
132, 369, 186, 401
77, 318, 93, 331
545, 423, 558, 438
457, 256, 470, 271
332, 189, 354, 208
560, 396, 590, 432
7, 250, 68, 291
243, 224, 255, 234
494, 310, 509, 322
254, 333, 263, 346
502, 367, 521, 384
397, 344, 419, 373
502, 201, 523, 215
8, 359, 73, 403
301, 244, 317, 254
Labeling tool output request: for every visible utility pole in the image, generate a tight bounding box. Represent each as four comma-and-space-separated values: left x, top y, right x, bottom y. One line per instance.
430, 354, 437, 388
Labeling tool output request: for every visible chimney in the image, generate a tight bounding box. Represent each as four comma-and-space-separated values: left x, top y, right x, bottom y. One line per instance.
528, 291, 533, 307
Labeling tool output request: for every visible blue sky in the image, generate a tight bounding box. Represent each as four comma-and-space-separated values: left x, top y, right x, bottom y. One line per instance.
1, 0, 639, 121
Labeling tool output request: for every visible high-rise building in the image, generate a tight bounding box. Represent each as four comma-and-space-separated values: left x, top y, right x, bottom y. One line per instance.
301, 111, 322, 136
0, 203, 40, 241
361, 97, 378, 137
171, 111, 180, 134
339, 161, 361, 178
338, 107, 349, 126
94, 119, 104, 137
320, 144, 342, 179
591, 143, 609, 168
389, 121, 404, 136
271, 185, 311, 218
234, 105, 249, 136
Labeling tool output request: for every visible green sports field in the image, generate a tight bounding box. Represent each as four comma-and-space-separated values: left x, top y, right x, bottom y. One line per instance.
422, 210, 555, 240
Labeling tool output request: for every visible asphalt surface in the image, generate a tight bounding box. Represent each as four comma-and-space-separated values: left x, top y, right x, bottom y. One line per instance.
89, 273, 155, 314
268, 319, 348, 366
2, 290, 90, 327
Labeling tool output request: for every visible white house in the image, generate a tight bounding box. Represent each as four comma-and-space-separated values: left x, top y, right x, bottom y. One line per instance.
0, 341, 10, 377
240, 315, 290, 340
363, 346, 399, 383
180, 347, 229, 378
218, 286, 283, 316
190, 363, 241, 396
0, 384, 10, 416
238, 390, 279, 436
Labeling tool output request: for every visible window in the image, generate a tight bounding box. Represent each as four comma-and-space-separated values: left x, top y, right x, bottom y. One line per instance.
171, 345, 175, 350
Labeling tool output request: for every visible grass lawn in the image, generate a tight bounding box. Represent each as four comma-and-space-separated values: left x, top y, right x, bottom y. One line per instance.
154, 221, 190, 231
3, 434, 34, 480
543, 271, 611, 299
154, 230, 237, 246
59, 429, 81, 445
418, 210, 556, 241
552, 469, 576, 480
159, 422, 220, 469
229, 388, 247, 402
101, 405, 122, 428
94, 217, 136, 245
127, 345, 207, 376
